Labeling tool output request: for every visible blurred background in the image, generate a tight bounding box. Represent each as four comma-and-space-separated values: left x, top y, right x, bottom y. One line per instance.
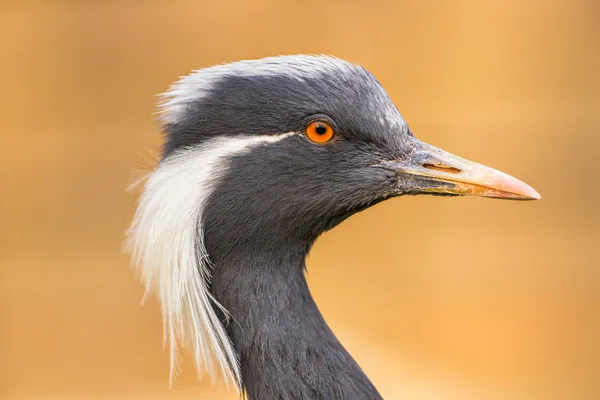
1, 0, 599, 399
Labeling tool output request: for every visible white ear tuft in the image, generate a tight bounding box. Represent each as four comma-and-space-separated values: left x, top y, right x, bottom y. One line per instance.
124, 133, 294, 390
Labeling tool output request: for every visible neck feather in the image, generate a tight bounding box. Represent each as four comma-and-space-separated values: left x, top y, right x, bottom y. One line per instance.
209, 246, 382, 400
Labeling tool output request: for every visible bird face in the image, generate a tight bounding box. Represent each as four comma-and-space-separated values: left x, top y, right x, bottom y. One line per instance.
158, 55, 539, 246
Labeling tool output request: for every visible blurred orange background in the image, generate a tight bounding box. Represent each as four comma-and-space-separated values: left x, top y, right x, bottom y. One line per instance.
1, 1, 599, 399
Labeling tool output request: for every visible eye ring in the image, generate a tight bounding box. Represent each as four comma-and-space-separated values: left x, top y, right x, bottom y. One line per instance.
305, 121, 335, 143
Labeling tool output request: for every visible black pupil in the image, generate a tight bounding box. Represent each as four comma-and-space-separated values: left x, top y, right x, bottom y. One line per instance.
315, 124, 327, 135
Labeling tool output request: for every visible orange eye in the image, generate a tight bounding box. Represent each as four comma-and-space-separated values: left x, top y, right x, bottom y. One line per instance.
305, 121, 335, 143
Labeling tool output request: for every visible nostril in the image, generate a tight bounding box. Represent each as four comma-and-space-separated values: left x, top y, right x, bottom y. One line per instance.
422, 163, 462, 174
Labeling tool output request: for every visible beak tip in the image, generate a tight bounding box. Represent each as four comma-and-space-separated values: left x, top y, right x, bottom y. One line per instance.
524, 192, 541, 201
515, 181, 541, 201
503, 181, 541, 201
528, 189, 542, 201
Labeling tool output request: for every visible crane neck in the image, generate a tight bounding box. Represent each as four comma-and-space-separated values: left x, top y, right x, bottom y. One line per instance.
209, 246, 382, 400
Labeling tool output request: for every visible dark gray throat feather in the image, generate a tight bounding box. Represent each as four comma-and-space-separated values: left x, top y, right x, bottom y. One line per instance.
208, 245, 383, 400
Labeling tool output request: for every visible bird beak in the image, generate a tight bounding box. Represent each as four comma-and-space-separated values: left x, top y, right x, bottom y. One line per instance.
379, 138, 541, 200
